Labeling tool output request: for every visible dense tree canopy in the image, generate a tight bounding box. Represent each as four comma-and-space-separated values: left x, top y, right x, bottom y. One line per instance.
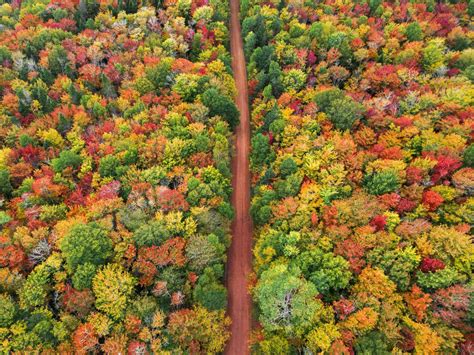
244, 0, 474, 352
0, 0, 234, 352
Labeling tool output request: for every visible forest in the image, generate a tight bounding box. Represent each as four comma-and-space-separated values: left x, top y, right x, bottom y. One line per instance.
0, 0, 472, 354
0, 0, 236, 352
243, 0, 473, 353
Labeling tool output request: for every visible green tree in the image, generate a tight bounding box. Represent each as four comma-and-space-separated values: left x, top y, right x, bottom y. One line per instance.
51, 150, 82, 173
364, 171, 400, 195
293, 249, 352, 297
193, 265, 227, 311
367, 247, 421, 291
325, 96, 364, 130
59, 223, 112, 272
48, 46, 74, 78
354, 331, 391, 354
133, 221, 168, 247
201, 88, 239, 128
463, 144, 474, 167
0, 168, 12, 197
254, 263, 330, 337
72, 262, 97, 290
251, 133, 275, 169
405, 22, 423, 42
0, 293, 16, 327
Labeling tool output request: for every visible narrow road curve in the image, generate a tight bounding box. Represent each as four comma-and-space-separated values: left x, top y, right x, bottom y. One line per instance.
226, 0, 253, 353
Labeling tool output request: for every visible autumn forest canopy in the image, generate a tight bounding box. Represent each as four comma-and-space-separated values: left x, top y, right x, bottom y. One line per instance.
0, 0, 473, 353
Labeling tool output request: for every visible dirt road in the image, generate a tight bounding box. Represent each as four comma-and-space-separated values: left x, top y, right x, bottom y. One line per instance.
225, 0, 253, 353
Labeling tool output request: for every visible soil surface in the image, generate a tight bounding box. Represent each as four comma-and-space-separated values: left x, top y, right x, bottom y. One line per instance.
225, 0, 253, 353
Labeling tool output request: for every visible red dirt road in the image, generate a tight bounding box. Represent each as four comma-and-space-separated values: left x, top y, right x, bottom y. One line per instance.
225, 0, 253, 353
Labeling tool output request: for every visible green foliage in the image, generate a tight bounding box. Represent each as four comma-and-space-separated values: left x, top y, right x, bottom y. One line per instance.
279, 157, 298, 177
193, 265, 227, 311
133, 220, 168, 247
274, 173, 303, 198
325, 96, 364, 130
59, 223, 112, 272
464, 144, 474, 167
186, 233, 225, 272
145, 59, 173, 90
19, 265, 52, 310
254, 263, 328, 336
0, 211, 11, 226
98, 155, 122, 178
0, 168, 12, 197
314, 88, 364, 130
367, 247, 421, 291
251, 133, 275, 169
48, 45, 74, 78
201, 88, 239, 128
72, 263, 97, 291
456, 48, 474, 70
364, 170, 400, 195
354, 331, 390, 354
0, 294, 16, 327
405, 22, 423, 42
294, 249, 352, 297
51, 151, 82, 173
416, 267, 466, 291
422, 39, 446, 74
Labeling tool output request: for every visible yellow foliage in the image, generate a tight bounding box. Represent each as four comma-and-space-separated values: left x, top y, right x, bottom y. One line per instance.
403, 317, 441, 354
306, 323, 341, 352
0, 148, 11, 168
340, 307, 379, 335
38, 128, 64, 148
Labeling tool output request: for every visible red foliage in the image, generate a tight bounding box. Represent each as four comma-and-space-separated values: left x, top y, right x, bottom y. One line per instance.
432, 285, 472, 331
422, 190, 444, 211
135, 238, 187, 285
16, 145, 43, 166
378, 193, 400, 209
431, 155, 462, 183
420, 257, 445, 273
322, 205, 338, 226
62, 285, 95, 318
32, 176, 68, 200
151, 187, 189, 212
406, 166, 423, 184
333, 299, 355, 320
72, 323, 98, 354
459, 333, 474, 355
335, 239, 365, 274
128, 341, 148, 355
398, 327, 415, 352
397, 198, 417, 214
369, 215, 387, 231
125, 315, 142, 334
0, 245, 27, 270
